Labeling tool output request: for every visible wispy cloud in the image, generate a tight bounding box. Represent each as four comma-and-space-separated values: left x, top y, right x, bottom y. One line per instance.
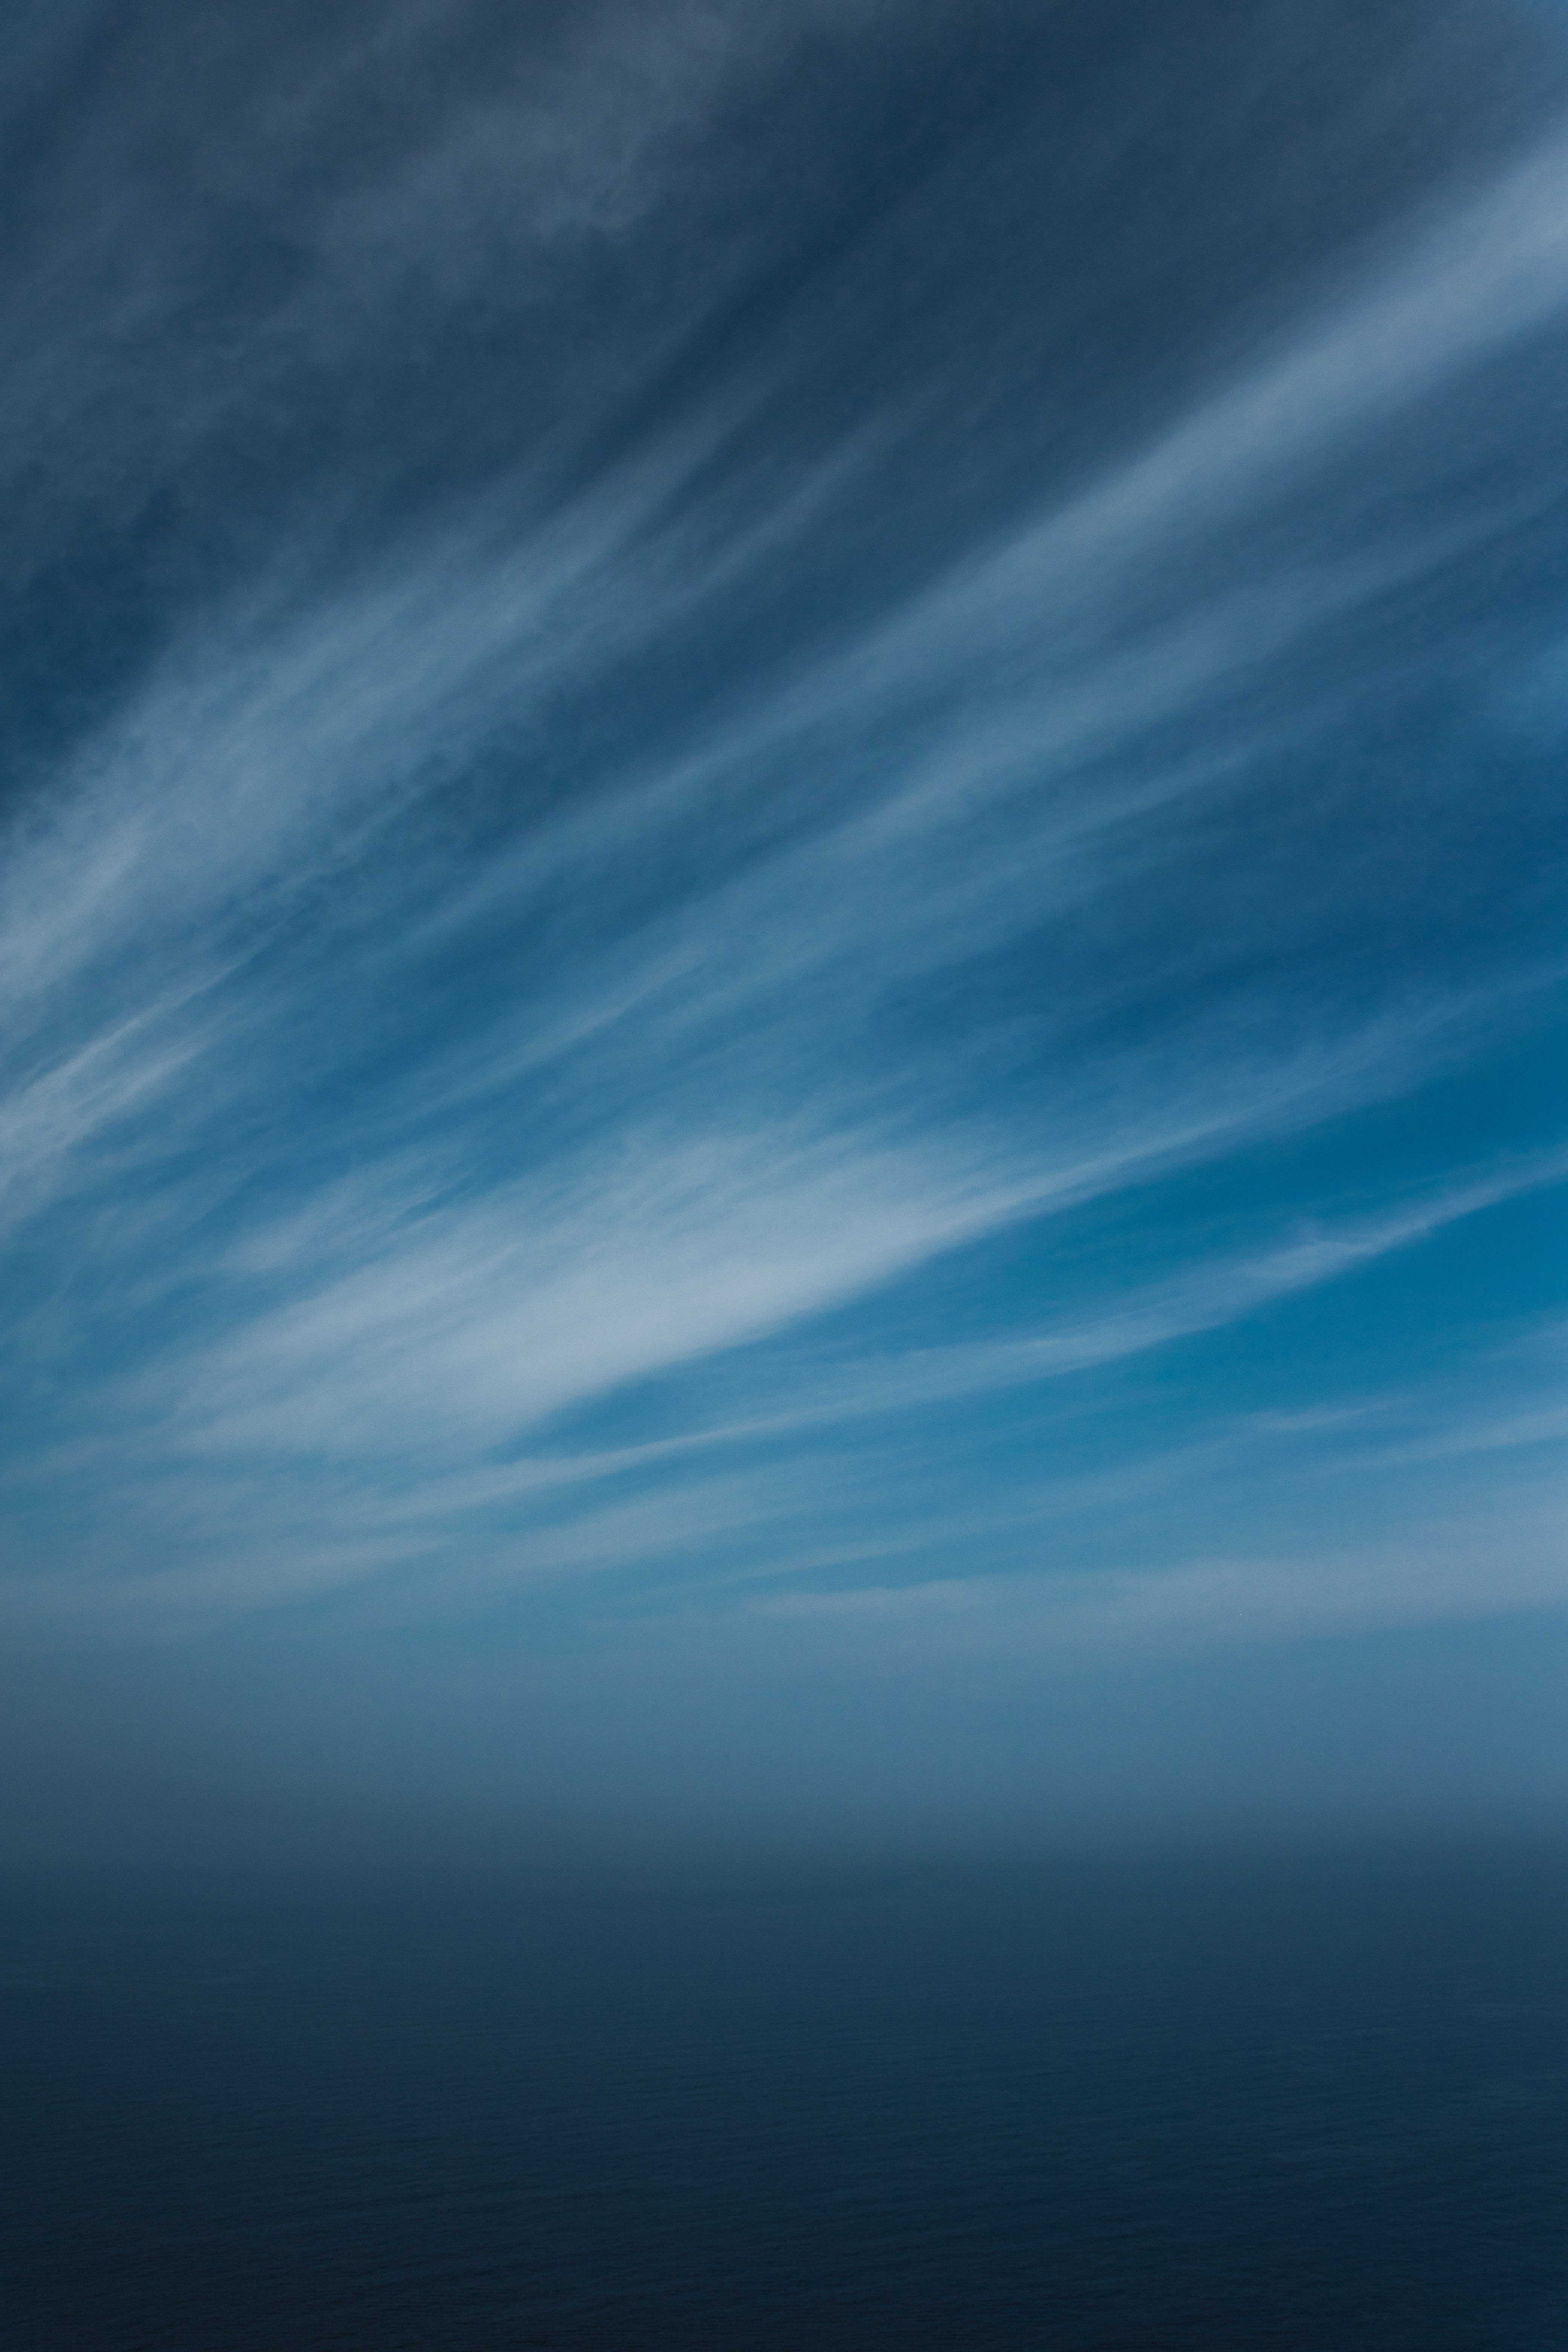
748, 1519, 1568, 1654
3, 0, 1567, 1696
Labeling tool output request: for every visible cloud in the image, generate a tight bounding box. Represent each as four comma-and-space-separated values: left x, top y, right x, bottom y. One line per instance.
748, 1522, 1568, 1653
0, 0, 885, 576
161, 1124, 1030, 1461
2, 0, 1566, 1681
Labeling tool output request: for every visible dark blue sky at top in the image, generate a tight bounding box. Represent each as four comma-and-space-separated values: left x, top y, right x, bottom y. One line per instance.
3, 0, 1568, 1863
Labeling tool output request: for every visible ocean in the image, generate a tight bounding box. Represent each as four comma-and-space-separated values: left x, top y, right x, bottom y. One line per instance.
5, 1844, 1567, 2348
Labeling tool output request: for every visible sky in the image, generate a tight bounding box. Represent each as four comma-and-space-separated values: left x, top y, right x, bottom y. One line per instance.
3, 0, 1568, 1867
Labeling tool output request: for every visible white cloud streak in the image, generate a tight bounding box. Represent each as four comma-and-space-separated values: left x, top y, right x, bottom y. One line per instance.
3, 41, 1567, 1635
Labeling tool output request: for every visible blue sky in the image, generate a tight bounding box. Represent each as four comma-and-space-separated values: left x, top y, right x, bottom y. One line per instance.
3, 0, 1568, 1861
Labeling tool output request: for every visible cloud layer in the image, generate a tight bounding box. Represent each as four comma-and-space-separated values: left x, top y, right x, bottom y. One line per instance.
3, 0, 1568, 1847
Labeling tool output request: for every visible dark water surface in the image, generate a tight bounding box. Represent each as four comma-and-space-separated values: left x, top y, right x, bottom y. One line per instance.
5, 1846, 1568, 2349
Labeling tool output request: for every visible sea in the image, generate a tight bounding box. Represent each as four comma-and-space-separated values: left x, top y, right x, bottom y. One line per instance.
5, 1842, 1567, 2349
